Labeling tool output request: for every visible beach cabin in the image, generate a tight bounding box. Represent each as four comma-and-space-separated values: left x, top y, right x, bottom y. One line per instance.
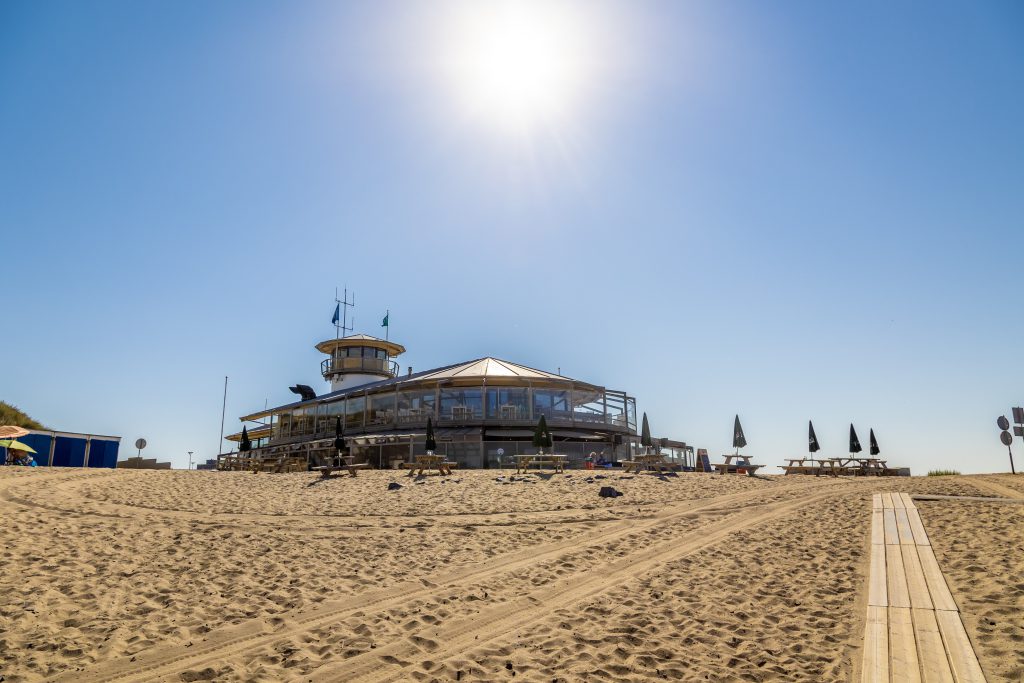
3, 430, 121, 468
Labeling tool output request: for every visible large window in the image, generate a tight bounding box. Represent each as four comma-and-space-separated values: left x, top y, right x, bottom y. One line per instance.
486, 387, 529, 420
369, 392, 396, 426
397, 388, 436, 423
440, 386, 483, 420
533, 389, 571, 423
573, 388, 607, 424
605, 391, 628, 428
345, 396, 366, 430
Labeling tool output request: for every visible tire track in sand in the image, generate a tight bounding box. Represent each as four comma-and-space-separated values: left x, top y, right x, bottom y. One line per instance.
967, 476, 1024, 500
305, 487, 844, 682
61, 479, 854, 682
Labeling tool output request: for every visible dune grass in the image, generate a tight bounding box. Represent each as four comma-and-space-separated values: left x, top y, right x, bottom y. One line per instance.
927, 469, 961, 476
0, 401, 46, 430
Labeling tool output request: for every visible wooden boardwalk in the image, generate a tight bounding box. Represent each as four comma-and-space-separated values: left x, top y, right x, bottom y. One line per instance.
862, 492, 986, 682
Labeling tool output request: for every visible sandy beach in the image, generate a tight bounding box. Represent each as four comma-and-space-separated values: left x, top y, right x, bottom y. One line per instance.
0, 468, 1020, 682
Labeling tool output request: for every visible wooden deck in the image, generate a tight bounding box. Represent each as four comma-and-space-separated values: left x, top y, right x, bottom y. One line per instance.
862, 492, 986, 682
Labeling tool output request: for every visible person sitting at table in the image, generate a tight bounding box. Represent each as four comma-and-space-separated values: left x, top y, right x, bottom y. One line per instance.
595, 452, 609, 468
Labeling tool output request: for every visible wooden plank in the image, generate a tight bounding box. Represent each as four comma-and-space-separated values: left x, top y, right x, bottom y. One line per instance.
892, 491, 907, 509
896, 508, 917, 545
901, 492, 917, 509
869, 543, 888, 607
882, 492, 895, 509
884, 509, 900, 545
887, 544, 912, 608
913, 608, 955, 683
889, 607, 922, 683
935, 610, 987, 683
907, 508, 931, 546
902, 542, 934, 610
873, 493, 884, 510
916, 545, 958, 612
862, 605, 890, 683
871, 510, 885, 545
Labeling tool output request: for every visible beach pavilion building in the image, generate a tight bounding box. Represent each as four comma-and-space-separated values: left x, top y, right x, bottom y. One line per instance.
224, 333, 657, 469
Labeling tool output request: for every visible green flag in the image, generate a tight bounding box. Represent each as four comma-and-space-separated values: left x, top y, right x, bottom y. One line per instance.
381, 312, 389, 327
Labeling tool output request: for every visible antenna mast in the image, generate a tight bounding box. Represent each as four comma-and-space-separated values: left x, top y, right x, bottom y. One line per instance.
335, 287, 355, 339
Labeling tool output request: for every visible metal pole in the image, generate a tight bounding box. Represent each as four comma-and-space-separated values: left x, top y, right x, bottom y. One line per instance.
218, 376, 228, 459
1009, 445, 1016, 475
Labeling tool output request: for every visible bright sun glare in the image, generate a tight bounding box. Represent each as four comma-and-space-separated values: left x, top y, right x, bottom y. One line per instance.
442, 1, 592, 133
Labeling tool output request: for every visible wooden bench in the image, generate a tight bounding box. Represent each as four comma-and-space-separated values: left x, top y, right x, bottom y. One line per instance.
621, 461, 643, 473
312, 463, 370, 478
713, 463, 764, 476
514, 456, 566, 473
779, 464, 822, 475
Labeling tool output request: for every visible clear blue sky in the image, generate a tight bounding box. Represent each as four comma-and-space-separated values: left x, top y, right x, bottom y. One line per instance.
2, 1, 1021, 472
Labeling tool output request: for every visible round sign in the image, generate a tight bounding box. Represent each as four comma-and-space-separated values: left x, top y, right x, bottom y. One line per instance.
1000, 431, 1013, 446
135, 438, 147, 450
496, 448, 505, 456
997, 416, 1010, 430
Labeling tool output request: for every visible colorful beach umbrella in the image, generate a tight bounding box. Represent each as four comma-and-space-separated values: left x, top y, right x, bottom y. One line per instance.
808, 421, 820, 453
849, 424, 863, 454
0, 439, 36, 453
869, 429, 880, 456
732, 415, 747, 450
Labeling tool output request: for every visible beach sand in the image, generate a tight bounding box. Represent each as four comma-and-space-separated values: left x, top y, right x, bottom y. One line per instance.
0, 468, 1018, 682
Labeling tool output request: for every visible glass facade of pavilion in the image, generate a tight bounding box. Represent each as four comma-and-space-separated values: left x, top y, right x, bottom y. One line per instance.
238, 360, 639, 469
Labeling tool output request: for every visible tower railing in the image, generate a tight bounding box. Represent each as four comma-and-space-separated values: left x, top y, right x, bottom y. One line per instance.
321, 357, 400, 379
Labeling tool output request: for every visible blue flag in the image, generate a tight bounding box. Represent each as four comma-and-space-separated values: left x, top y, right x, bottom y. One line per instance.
332, 304, 340, 325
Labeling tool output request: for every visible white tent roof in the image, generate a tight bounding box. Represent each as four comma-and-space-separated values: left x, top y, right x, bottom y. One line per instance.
414, 357, 571, 382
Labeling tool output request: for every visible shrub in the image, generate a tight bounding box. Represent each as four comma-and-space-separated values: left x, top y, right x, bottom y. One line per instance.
927, 469, 961, 476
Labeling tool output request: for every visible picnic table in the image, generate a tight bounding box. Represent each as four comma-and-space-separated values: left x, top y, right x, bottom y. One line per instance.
623, 454, 683, 474
514, 453, 566, 473
850, 457, 888, 476
779, 458, 831, 476
312, 455, 369, 478
402, 454, 456, 476
713, 454, 763, 476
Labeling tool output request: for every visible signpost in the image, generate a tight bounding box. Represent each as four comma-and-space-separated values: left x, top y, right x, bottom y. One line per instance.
997, 416, 1015, 475
134, 438, 147, 469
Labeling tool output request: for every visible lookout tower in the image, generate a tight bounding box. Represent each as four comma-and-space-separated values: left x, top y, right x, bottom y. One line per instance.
316, 334, 406, 392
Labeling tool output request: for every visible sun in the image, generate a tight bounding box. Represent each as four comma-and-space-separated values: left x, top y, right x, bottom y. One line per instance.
440, 1, 593, 133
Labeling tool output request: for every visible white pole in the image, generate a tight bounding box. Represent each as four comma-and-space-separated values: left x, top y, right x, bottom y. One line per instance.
218, 376, 228, 458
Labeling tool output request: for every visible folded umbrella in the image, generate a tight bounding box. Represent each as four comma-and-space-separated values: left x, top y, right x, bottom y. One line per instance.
849, 424, 862, 454
808, 421, 820, 453
732, 415, 747, 450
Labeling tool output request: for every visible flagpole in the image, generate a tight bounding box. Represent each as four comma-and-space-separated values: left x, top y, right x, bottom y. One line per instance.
218, 376, 228, 458
384, 309, 389, 341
